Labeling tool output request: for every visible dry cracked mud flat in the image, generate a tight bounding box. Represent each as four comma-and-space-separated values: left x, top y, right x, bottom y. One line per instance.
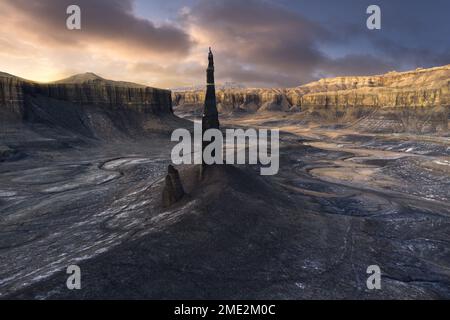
1, 113, 450, 299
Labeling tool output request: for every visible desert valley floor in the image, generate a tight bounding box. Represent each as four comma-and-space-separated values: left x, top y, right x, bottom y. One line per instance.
1, 111, 449, 299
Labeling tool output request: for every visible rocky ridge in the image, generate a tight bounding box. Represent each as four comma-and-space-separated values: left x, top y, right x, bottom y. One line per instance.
0, 72, 172, 121
173, 65, 450, 133
0, 72, 179, 142
174, 65, 450, 111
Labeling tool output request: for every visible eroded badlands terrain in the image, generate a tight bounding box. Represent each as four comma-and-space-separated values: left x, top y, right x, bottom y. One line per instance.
1, 110, 449, 299
1, 69, 449, 299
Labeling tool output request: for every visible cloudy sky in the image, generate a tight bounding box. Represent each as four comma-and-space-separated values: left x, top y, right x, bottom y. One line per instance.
0, 0, 449, 88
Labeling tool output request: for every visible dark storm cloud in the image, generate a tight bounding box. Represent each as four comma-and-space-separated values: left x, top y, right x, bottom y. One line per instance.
187, 0, 329, 85
220, 65, 301, 88
130, 61, 204, 78
2, 0, 448, 87
184, 0, 396, 86
186, 0, 450, 87
371, 37, 450, 69
318, 54, 395, 78
3, 0, 193, 57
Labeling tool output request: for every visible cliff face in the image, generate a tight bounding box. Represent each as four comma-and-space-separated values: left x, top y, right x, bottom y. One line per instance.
0, 72, 172, 120
291, 65, 449, 108
174, 65, 450, 110
0, 73, 26, 120
173, 88, 290, 113
0, 72, 174, 139
173, 65, 450, 133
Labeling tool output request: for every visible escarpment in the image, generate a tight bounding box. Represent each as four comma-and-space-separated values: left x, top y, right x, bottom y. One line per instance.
1, 72, 172, 119
0, 73, 27, 120
173, 64, 450, 133
0, 72, 175, 139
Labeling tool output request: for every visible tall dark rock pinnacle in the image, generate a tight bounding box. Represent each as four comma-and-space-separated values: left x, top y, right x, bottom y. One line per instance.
202, 47, 220, 132
202, 48, 220, 165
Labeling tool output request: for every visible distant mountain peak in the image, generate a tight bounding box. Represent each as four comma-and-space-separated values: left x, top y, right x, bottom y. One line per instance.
53, 72, 146, 88
54, 72, 105, 84
81, 72, 103, 79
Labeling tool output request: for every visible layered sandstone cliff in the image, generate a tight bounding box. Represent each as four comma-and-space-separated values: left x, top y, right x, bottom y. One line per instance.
0, 72, 173, 121
173, 65, 450, 133
173, 65, 450, 112
0, 72, 179, 141
0, 73, 27, 120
